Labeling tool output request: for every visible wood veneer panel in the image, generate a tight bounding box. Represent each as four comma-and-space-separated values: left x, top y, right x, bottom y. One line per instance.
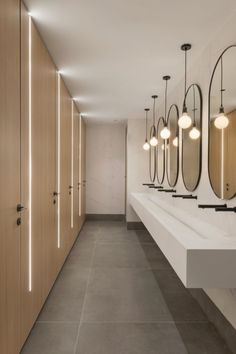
0, 0, 21, 352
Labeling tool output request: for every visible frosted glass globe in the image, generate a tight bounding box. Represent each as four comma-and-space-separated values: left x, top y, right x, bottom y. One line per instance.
178, 112, 192, 129
160, 126, 171, 139
214, 113, 229, 129
172, 136, 178, 147
143, 141, 150, 151
150, 136, 158, 146
189, 126, 200, 140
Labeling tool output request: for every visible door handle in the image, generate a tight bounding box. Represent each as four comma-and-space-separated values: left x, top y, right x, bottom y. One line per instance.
17, 204, 27, 212
53, 191, 60, 196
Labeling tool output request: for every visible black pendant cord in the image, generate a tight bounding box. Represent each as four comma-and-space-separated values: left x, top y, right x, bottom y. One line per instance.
146, 110, 148, 140
193, 84, 196, 126
181, 44, 191, 112
220, 57, 225, 112
145, 109, 149, 140
153, 98, 156, 126
165, 79, 168, 124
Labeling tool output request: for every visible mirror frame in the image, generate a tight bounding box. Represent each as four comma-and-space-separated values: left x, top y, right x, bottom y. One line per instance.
166, 104, 179, 187
149, 125, 156, 182
156, 117, 165, 184
208, 44, 236, 199
182, 83, 203, 192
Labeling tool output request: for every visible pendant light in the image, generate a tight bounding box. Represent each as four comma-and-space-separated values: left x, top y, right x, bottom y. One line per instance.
214, 57, 229, 129
149, 95, 158, 146
143, 108, 150, 150
189, 85, 200, 139
178, 44, 192, 129
160, 76, 171, 139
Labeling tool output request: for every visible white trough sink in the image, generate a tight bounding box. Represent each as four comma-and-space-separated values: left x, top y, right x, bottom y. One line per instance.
130, 192, 236, 288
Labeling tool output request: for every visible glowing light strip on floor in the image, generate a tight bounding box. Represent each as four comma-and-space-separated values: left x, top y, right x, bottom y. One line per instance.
57, 73, 61, 248
79, 115, 82, 216
71, 101, 74, 228
221, 129, 224, 199
28, 14, 32, 292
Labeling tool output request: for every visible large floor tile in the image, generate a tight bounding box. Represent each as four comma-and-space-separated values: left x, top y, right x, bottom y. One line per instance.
83, 268, 172, 322
38, 266, 90, 322
93, 242, 151, 268
175, 322, 232, 354
21, 322, 78, 354
65, 242, 95, 268
75, 323, 188, 354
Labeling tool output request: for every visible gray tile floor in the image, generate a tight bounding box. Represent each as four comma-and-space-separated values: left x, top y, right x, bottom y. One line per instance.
21, 221, 232, 354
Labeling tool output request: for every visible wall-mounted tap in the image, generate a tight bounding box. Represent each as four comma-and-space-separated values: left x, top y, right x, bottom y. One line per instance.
154, 186, 164, 189
182, 195, 198, 200
172, 194, 187, 198
158, 189, 176, 193
215, 207, 236, 213
142, 183, 154, 186
198, 204, 227, 209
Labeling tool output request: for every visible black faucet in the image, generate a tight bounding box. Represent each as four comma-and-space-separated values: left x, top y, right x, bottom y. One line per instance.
158, 189, 176, 193
198, 204, 227, 209
142, 183, 154, 186
182, 195, 198, 200
215, 207, 236, 213
172, 194, 187, 198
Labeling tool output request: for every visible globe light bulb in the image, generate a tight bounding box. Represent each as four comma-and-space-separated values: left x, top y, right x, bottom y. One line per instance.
143, 140, 150, 151
160, 126, 171, 139
178, 112, 192, 129
214, 112, 229, 129
150, 136, 158, 146
189, 126, 200, 140
172, 137, 178, 147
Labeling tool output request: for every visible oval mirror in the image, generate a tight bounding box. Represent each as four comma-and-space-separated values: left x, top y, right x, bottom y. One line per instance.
209, 45, 236, 199
166, 104, 179, 187
149, 126, 156, 182
182, 84, 202, 191
156, 117, 165, 184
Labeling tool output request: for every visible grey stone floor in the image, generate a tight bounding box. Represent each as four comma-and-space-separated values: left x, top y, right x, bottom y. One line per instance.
21, 221, 232, 354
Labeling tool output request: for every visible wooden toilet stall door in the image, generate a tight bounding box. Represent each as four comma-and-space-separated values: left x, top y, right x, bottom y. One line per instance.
0, 0, 21, 353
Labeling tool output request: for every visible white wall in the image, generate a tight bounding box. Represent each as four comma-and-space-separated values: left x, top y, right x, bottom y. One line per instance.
126, 10, 236, 328
86, 122, 126, 215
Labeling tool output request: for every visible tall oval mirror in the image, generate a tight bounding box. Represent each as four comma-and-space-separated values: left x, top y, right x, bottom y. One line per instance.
156, 117, 165, 184
209, 45, 236, 199
149, 126, 156, 182
182, 84, 202, 191
166, 104, 179, 187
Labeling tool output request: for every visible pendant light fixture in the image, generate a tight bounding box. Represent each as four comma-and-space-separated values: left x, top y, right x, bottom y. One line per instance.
160, 76, 171, 139
149, 95, 158, 146
189, 85, 200, 139
178, 44, 192, 129
214, 57, 229, 129
143, 108, 150, 150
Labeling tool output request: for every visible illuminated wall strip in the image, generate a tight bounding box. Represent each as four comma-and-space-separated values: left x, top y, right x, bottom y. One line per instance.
71, 101, 74, 228
57, 73, 61, 248
221, 129, 225, 199
28, 15, 32, 292
79, 115, 82, 216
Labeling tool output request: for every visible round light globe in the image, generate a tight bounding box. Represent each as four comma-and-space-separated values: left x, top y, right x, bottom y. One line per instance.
178, 112, 192, 129
189, 126, 200, 140
160, 127, 171, 139
172, 136, 178, 147
214, 113, 229, 129
143, 141, 150, 151
150, 136, 158, 146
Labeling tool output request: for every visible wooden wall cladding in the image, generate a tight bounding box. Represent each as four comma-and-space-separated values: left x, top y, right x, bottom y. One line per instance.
0, 2, 86, 353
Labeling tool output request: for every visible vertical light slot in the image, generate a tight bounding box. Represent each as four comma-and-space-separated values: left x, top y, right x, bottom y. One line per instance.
71, 101, 74, 228
221, 129, 224, 199
57, 73, 61, 248
79, 115, 82, 216
28, 15, 32, 292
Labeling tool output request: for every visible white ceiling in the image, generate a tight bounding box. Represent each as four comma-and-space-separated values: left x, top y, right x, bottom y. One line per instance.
25, 0, 236, 123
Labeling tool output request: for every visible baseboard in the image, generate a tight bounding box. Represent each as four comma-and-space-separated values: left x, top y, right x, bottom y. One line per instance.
190, 289, 236, 354
86, 214, 125, 221
126, 221, 146, 230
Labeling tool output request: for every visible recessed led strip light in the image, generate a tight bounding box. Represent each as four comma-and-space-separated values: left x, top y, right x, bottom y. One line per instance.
57, 72, 61, 248
79, 115, 82, 216
71, 100, 74, 229
28, 13, 32, 292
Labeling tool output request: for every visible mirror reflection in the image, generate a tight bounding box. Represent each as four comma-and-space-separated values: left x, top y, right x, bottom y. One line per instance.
166, 104, 179, 187
149, 125, 156, 182
156, 117, 165, 184
182, 84, 202, 191
209, 45, 236, 199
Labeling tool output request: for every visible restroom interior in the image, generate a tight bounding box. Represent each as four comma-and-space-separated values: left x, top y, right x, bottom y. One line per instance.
2, 0, 236, 353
